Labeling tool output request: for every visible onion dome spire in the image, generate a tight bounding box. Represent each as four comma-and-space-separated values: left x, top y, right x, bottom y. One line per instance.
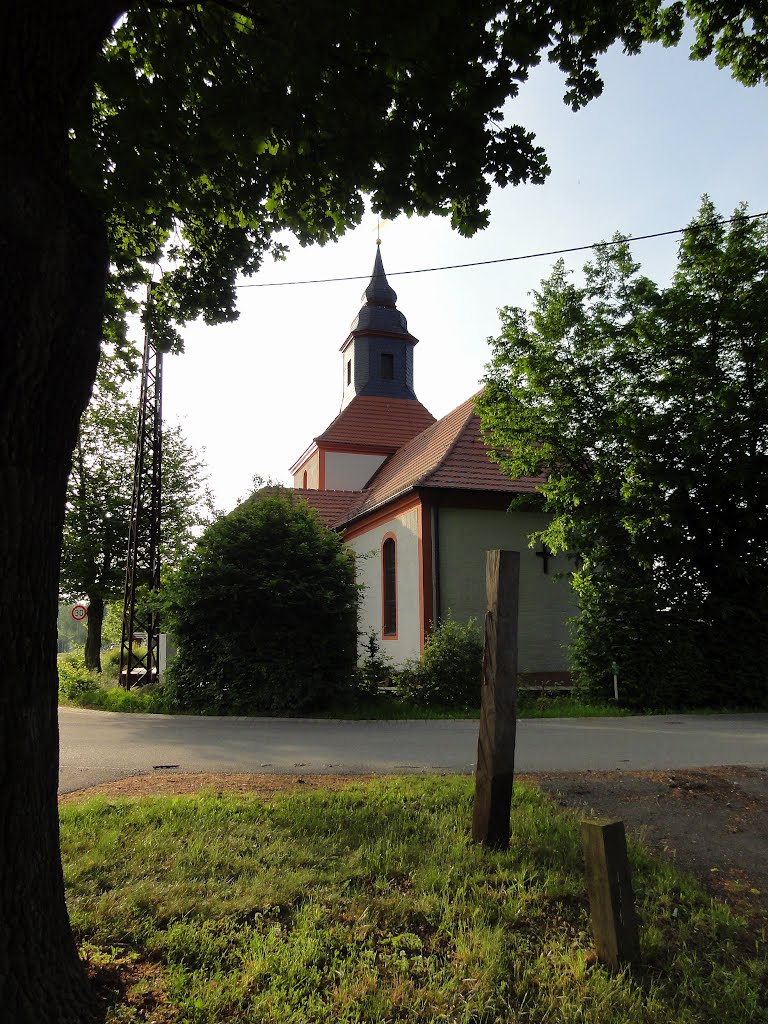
363, 243, 398, 307
350, 245, 409, 336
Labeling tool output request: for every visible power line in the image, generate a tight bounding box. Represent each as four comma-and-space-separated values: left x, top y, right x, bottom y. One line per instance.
236, 210, 768, 289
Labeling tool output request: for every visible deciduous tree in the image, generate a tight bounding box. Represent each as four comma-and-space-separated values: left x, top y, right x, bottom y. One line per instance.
1, 2, 766, 1019
60, 355, 214, 671
479, 199, 768, 708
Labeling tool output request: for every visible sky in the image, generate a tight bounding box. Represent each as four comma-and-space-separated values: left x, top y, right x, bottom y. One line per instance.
160, 34, 768, 512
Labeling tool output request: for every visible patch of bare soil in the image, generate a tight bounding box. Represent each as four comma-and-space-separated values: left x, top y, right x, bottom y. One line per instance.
531, 766, 768, 920
61, 766, 768, 918
83, 948, 177, 1023
58, 771, 374, 806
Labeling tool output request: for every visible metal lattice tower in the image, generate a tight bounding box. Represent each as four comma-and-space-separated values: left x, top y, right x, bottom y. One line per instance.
119, 286, 163, 688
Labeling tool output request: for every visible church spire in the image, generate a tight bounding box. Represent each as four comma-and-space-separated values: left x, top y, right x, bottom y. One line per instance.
363, 245, 398, 308
340, 245, 420, 409
349, 245, 411, 338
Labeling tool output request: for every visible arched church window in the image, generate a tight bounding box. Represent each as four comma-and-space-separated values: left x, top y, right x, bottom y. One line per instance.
302, 471, 308, 489
381, 353, 394, 380
346, 359, 352, 386
382, 535, 397, 637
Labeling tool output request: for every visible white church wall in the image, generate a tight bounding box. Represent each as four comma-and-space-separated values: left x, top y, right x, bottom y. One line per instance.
325, 451, 387, 491
437, 508, 577, 673
346, 505, 421, 664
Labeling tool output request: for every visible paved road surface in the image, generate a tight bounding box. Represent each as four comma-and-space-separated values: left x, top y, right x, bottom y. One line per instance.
59, 708, 768, 794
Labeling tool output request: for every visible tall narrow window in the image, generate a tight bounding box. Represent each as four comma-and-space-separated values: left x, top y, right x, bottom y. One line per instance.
382, 536, 397, 636
302, 470, 308, 490
381, 353, 394, 380
346, 359, 352, 385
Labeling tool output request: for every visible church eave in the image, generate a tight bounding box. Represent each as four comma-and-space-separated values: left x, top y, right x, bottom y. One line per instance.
335, 480, 424, 531
312, 439, 401, 455
288, 440, 318, 476
337, 479, 540, 534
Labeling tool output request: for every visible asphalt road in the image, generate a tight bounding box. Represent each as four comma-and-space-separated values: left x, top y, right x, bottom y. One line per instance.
58, 708, 768, 794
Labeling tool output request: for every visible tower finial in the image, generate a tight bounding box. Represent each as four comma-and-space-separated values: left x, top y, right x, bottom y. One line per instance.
374, 214, 389, 246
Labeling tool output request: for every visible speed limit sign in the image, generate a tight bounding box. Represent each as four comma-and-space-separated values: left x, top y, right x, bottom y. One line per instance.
71, 604, 88, 621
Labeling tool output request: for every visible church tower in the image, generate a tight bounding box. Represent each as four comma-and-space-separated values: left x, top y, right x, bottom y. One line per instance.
290, 245, 435, 492
340, 245, 420, 409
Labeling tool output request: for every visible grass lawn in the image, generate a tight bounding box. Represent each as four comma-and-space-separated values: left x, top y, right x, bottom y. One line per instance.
62, 776, 767, 1023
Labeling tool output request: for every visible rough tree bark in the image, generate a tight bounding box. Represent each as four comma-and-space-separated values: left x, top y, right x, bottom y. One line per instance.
1, 4, 126, 1020
84, 595, 105, 673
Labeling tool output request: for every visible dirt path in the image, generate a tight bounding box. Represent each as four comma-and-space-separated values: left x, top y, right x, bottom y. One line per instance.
61, 765, 768, 919
534, 765, 768, 919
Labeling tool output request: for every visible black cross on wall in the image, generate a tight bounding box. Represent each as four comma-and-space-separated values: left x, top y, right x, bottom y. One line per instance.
535, 543, 555, 574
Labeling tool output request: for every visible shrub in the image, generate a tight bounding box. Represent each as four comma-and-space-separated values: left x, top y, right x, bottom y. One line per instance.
164, 492, 359, 714
99, 646, 123, 683
395, 617, 483, 708
74, 684, 171, 714
354, 630, 394, 697
57, 651, 100, 700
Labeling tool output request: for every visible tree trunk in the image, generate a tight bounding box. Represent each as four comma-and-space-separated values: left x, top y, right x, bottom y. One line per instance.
0, 173, 106, 1024
1, 4, 126, 1020
84, 595, 105, 673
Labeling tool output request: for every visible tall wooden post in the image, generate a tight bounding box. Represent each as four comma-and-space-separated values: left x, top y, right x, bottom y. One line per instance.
472, 549, 519, 849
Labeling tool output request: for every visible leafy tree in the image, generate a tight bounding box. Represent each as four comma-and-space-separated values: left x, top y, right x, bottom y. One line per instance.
2, 2, 767, 1019
56, 604, 88, 654
165, 491, 358, 714
479, 199, 768, 709
100, 600, 125, 648
59, 354, 214, 671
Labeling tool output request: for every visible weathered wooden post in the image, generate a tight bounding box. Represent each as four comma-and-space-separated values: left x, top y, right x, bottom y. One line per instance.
581, 818, 640, 968
472, 549, 519, 849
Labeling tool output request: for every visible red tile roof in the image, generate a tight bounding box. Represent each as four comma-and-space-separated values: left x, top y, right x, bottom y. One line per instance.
295, 489, 367, 529
351, 394, 543, 517
240, 486, 365, 530
315, 395, 436, 452
276, 394, 543, 532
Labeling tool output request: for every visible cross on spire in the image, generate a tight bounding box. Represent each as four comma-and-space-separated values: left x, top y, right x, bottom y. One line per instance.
374, 214, 389, 246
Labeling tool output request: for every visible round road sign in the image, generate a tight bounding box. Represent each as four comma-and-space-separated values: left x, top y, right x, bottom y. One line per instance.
71, 604, 88, 621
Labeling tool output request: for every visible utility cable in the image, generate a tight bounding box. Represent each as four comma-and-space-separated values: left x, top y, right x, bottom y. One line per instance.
236, 210, 768, 289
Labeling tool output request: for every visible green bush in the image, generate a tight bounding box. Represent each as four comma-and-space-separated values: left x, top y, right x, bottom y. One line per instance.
395, 617, 483, 708
98, 646, 123, 683
72, 684, 171, 714
57, 650, 100, 700
354, 630, 393, 697
164, 492, 359, 715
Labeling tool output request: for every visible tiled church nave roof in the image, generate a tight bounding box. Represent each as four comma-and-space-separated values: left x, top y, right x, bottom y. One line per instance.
297, 489, 367, 529
315, 395, 436, 452
347, 394, 543, 519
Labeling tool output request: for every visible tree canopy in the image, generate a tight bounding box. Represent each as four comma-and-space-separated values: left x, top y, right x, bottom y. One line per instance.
77, 1, 768, 349
479, 198, 768, 708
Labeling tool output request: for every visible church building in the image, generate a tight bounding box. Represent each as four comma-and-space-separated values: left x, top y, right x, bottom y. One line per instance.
289, 247, 576, 681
